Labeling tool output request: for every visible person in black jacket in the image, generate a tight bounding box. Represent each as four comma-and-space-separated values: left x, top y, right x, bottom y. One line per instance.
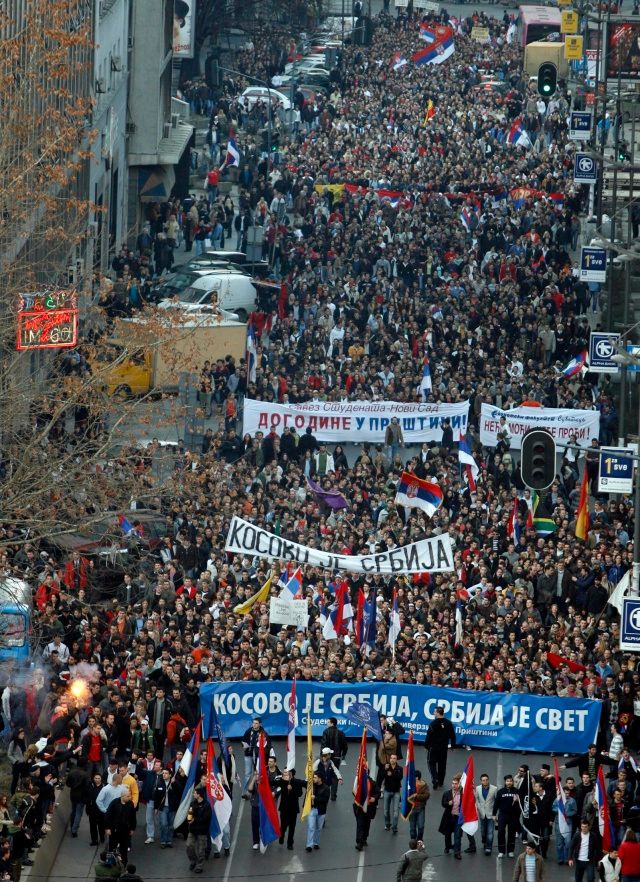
186, 788, 212, 873
568, 819, 601, 875
353, 776, 380, 851
424, 707, 456, 790
379, 754, 403, 834
438, 776, 464, 859
305, 773, 330, 852
561, 744, 616, 782
241, 718, 272, 796
277, 768, 306, 849
493, 774, 520, 858
320, 718, 348, 799
105, 787, 136, 865
86, 772, 106, 846
67, 757, 91, 838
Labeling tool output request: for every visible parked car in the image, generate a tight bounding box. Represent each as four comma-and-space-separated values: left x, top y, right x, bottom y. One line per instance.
240, 86, 291, 110
158, 273, 257, 321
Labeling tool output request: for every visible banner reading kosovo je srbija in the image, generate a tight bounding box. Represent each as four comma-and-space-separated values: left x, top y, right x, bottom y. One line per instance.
225, 516, 454, 574
243, 398, 469, 444
200, 681, 601, 755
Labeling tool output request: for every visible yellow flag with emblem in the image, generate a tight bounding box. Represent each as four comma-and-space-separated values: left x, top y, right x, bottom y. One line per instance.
233, 572, 272, 614
300, 716, 314, 819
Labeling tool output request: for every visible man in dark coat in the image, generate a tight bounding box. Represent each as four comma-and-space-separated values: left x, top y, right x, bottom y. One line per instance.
277, 768, 306, 849
104, 787, 136, 864
353, 775, 380, 851
424, 706, 456, 790
186, 788, 212, 873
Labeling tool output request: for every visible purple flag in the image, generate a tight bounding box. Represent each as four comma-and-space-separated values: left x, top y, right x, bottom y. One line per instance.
307, 477, 349, 511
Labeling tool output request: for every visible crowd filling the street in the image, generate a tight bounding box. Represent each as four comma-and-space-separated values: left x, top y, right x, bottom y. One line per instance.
2, 3, 640, 882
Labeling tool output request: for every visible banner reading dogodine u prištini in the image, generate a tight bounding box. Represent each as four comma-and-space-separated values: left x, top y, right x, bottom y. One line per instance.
200, 681, 601, 754
243, 398, 470, 444
225, 516, 455, 574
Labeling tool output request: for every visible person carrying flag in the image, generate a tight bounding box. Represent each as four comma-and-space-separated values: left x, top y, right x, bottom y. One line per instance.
305, 771, 330, 852
277, 767, 306, 850
353, 773, 380, 851
408, 771, 430, 841
241, 717, 272, 796
320, 718, 348, 800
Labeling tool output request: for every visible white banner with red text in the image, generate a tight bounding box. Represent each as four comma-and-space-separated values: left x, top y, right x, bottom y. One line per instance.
242, 398, 470, 444
480, 403, 601, 450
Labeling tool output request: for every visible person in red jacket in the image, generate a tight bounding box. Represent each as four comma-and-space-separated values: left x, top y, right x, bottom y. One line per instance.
63, 552, 92, 591
618, 829, 640, 879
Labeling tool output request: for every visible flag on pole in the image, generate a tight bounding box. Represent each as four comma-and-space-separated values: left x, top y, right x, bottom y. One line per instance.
388, 588, 401, 653
353, 729, 371, 810
400, 731, 417, 819
553, 758, 571, 838
423, 100, 436, 125
508, 498, 521, 545
223, 132, 240, 168
206, 738, 233, 850
286, 678, 297, 771
391, 51, 408, 70
322, 580, 353, 640
256, 732, 281, 852
233, 572, 272, 614
209, 705, 230, 767
562, 350, 588, 378
173, 720, 203, 828
596, 766, 614, 852
458, 435, 479, 491
246, 321, 257, 383
395, 471, 443, 517
300, 716, 314, 820
455, 598, 464, 647
459, 755, 479, 835
506, 119, 532, 148
355, 588, 377, 656
575, 469, 590, 541
279, 567, 303, 600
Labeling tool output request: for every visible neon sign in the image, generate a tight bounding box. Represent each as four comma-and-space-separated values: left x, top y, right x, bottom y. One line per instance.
16, 289, 79, 351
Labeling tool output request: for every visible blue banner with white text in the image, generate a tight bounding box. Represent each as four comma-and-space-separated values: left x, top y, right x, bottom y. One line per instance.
200, 681, 600, 754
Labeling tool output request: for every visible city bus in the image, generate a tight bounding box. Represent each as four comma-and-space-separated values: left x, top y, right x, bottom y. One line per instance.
0, 578, 31, 662
517, 5, 562, 47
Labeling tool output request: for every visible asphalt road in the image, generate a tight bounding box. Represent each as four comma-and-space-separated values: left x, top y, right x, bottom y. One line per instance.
43, 742, 576, 882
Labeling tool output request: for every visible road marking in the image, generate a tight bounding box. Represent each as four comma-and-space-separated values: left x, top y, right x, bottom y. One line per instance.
222, 796, 245, 882
496, 750, 503, 882
356, 844, 366, 882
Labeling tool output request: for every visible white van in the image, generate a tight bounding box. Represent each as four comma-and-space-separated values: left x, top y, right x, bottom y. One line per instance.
158, 273, 256, 321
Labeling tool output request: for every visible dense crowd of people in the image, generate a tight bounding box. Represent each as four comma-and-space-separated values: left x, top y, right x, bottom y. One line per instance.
0, 4, 638, 880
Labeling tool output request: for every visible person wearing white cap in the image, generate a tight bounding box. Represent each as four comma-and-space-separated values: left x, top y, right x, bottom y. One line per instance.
313, 748, 343, 800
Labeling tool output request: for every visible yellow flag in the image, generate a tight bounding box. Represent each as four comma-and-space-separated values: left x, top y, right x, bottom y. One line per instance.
300, 716, 314, 820
233, 572, 272, 614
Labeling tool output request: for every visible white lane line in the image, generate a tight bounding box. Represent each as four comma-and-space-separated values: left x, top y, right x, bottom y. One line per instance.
356, 845, 366, 882
222, 796, 246, 882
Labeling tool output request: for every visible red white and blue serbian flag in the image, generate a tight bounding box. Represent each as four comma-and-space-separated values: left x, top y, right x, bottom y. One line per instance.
460, 204, 479, 233
596, 766, 614, 852
173, 720, 203, 828
458, 435, 479, 491
353, 729, 371, 811
246, 320, 257, 383
420, 356, 432, 396
391, 51, 408, 71
395, 471, 444, 518
400, 731, 417, 819
459, 755, 479, 835
412, 33, 454, 66
224, 133, 241, 168
562, 350, 588, 378
322, 580, 353, 640
206, 739, 233, 849
257, 733, 281, 852
279, 566, 303, 599
286, 678, 297, 771
508, 498, 521, 545
553, 759, 571, 838
506, 119, 532, 148
419, 22, 436, 42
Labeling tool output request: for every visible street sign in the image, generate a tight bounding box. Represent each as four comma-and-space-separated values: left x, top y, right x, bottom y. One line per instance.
569, 111, 592, 141
580, 245, 607, 281
564, 35, 584, 61
621, 597, 640, 651
561, 10, 579, 33
625, 345, 640, 372
574, 152, 597, 184
598, 446, 634, 493
589, 331, 620, 373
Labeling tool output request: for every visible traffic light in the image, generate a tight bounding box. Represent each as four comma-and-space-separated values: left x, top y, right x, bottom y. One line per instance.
537, 62, 557, 98
521, 429, 556, 491
618, 141, 631, 162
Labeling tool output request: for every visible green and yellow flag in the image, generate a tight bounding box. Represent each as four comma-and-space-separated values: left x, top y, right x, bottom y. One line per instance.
300, 716, 314, 820
233, 572, 272, 614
